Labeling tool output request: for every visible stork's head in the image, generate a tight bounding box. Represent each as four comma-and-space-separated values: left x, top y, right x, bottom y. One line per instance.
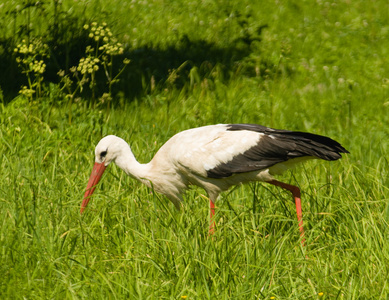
80, 135, 127, 214
94, 135, 126, 166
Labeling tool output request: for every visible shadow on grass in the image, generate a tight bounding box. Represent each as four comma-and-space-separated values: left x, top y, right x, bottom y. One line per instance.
0, 25, 273, 103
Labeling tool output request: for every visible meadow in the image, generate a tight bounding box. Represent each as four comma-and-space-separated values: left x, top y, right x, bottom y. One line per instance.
1, 0, 389, 299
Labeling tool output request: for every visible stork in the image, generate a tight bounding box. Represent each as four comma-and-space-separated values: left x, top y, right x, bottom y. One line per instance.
80, 124, 348, 243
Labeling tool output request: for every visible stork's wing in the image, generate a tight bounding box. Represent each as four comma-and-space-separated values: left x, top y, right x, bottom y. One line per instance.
166, 124, 348, 179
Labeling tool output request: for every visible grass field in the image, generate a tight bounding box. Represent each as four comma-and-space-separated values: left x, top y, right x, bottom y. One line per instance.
1, 0, 389, 299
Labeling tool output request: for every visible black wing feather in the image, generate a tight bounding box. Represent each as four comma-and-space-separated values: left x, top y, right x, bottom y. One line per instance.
206, 124, 349, 179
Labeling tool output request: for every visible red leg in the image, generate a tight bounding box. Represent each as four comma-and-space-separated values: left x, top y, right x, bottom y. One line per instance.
209, 200, 216, 235
267, 180, 306, 245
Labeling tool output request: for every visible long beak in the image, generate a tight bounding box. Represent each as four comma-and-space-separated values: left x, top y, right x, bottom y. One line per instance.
80, 162, 107, 214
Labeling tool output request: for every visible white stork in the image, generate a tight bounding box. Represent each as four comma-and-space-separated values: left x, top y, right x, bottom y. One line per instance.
80, 124, 348, 243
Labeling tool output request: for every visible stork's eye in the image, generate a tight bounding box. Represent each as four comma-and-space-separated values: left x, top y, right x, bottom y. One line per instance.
100, 150, 107, 159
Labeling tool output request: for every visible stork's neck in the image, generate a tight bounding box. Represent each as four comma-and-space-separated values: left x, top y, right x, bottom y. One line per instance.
114, 145, 152, 186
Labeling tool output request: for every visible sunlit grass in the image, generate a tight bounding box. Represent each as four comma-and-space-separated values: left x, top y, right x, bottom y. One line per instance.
1, 0, 389, 299
2, 78, 388, 298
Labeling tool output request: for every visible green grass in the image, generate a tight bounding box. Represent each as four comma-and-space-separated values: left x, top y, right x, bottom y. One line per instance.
1, 0, 389, 299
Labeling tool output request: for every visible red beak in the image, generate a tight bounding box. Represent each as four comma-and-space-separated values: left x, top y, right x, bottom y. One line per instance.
80, 162, 107, 214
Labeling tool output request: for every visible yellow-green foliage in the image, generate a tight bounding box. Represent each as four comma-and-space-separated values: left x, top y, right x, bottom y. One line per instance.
14, 38, 49, 99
